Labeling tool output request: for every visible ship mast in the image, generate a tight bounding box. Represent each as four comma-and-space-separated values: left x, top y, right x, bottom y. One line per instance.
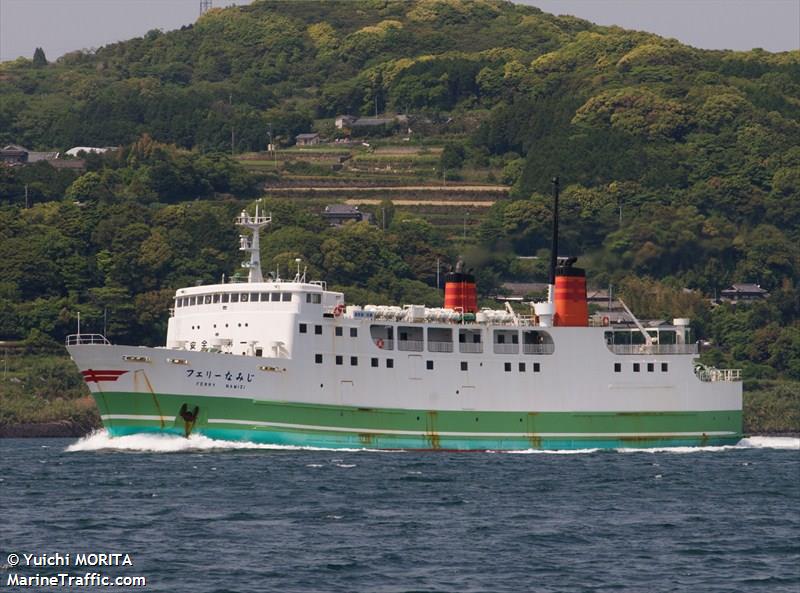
236, 202, 271, 283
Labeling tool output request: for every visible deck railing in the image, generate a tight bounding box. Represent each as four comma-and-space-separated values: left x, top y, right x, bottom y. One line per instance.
522, 344, 555, 355
696, 368, 742, 382
428, 341, 454, 353
459, 343, 483, 354
493, 343, 519, 354
65, 334, 110, 346
609, 344, 698, 355
398, 339, 424, 352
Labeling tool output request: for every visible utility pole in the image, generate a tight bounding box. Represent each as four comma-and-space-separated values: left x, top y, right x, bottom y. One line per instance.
230, 94, 235, 156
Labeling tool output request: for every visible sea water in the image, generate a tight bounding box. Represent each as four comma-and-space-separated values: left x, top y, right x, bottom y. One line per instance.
1, 433, 798, 592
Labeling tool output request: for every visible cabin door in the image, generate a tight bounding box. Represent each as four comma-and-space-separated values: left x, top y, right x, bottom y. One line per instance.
338, 380, 354, 406
407, 355, 422, 380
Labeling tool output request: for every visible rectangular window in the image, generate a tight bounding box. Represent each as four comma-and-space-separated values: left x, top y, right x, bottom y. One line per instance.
271, 292, 280, 302
250, 293, 259, 302
335, 355, 343, 366
386, 359, 394, 369
315, 354, 323, 364
315, 325, 322, 335
189, 296, 196, 305
647, 363, 654, 372
260, 293, 269, 302
230, 293, 239, 303
533, 362, 541, 373
461, 361, 468, 371
306, 294, 311, 303
335, 327, 343, 337
633, 363, 640, 373
282, 293, 291, 302
504, 362, 511, 372
519, 362, 526, 372
371, 358, 379, 368
614, 362, 621, 373
661, 363, 668, 372
221, 293, 230, 303
299, 323, 307, 334
176, 299, 182, 308
498, 335, 505, 344
312, 294, 321, 304
240, 293, 249, 303
213, 294, 220, 304
350, 328, 358, 338
512, 334, 519, 344
426, 360, 434, 370
350, 356, 358, 366
204, 295, 212, 304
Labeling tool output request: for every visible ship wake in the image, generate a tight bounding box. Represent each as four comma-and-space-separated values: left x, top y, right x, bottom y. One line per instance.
65, 431, 798, 454
65, 430, 366, 453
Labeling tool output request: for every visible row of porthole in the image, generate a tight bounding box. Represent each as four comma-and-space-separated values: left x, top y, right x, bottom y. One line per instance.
615, 362, 669, 373
190, 322, 250, 330
313, 354, 542, 373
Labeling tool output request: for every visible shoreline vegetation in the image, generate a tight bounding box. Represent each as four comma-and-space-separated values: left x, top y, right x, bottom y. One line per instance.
1, 349, 797, 439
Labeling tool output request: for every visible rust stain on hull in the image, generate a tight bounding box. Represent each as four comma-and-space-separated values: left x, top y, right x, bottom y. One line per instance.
425, 411, 441, 450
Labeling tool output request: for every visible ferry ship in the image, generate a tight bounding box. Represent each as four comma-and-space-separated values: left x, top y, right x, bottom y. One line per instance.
67, 183, 743, 450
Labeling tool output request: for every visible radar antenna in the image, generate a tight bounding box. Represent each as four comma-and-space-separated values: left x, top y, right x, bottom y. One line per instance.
236, 202, 271, 283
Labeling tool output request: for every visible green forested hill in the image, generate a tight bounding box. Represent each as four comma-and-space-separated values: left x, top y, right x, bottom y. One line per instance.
1, 0, 799, 386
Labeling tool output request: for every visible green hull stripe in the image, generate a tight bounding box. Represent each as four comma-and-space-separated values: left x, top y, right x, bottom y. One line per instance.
93, 391, 742, 450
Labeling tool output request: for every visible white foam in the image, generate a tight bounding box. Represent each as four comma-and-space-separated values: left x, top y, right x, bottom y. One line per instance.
65, 430, 365, 453
737, 436, 799, 450
616, 436, 800, 454
504, 448, 601, 455
65, 430, 799, 454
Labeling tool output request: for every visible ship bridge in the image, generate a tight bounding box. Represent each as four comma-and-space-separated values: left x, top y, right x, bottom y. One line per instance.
167, 280, 343, 357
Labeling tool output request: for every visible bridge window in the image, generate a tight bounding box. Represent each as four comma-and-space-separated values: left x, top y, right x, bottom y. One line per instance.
189, 296, 196, 305
204, 295, 212, 304
271, 292, 280, 302
240, 293, 249, 303
260, 293, 269, 302
231, 293, 239, 303
282, 293, 291, 302
213, 294, 220, 304
221, 293, 230, 303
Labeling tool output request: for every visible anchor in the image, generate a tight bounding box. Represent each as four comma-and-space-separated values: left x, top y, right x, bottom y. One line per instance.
179, 403, 200, 437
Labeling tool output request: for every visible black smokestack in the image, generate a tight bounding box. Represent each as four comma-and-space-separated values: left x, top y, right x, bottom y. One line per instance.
548, 176, 559, 286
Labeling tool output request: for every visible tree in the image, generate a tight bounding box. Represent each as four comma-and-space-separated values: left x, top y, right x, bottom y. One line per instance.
32, 47, 47, 67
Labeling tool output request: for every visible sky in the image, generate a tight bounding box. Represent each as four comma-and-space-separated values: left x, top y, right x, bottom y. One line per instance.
0, 0, 798, 63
